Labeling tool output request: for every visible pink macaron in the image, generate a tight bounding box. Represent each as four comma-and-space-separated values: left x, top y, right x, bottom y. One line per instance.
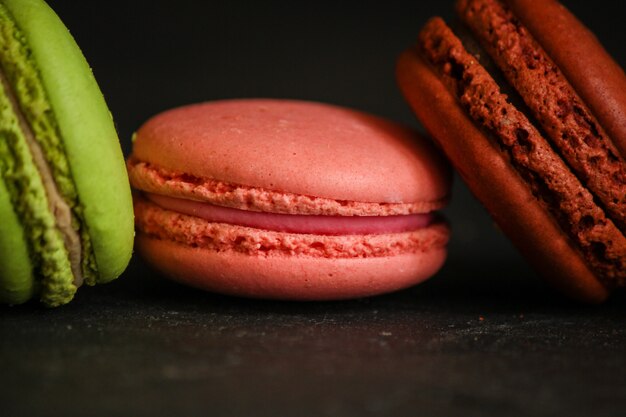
128, 99, 451, 300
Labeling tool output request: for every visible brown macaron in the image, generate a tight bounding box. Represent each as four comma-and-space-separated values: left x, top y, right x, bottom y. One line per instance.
396, 0, 626, 302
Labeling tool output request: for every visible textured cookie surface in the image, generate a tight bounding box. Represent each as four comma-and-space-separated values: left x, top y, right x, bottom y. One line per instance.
397, 49, 608, 302
458, 0, 626, 232
397, 0, 626, 301
418, 17, 626, 288
507, 0, 626, 158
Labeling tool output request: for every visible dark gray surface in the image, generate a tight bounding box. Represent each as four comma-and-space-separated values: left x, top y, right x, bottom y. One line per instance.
2, 258, 625, 417
2, 1, 626, 416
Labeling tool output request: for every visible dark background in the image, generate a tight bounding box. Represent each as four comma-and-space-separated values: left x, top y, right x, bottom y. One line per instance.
2, 1, 626, 416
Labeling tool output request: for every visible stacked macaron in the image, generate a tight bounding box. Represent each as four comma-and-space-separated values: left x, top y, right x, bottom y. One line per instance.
397, 0, 626, 302
128, 99, 451, 300
0, 0, 134, 306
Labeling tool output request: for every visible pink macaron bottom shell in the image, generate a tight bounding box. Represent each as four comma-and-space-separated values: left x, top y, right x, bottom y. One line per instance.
137, 233, 448, 300
134, 195, 449, 299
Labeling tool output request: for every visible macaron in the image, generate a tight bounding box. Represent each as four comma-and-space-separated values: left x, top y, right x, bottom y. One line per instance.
396, 0, 626, 302
128, 99, 451, 300
0, 0, 134, 306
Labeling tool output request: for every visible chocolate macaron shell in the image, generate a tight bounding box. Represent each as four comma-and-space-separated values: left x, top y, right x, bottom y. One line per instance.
396, 49, 609, 303
507, 0, 626, 158
417, 17, 626, 288
457, 0, 626, 234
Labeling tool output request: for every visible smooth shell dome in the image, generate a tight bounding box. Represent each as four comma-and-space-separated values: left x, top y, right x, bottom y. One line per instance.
132, 99, 450, 204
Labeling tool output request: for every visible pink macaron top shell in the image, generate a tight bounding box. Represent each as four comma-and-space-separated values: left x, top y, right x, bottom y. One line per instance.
132, 99, 451, 205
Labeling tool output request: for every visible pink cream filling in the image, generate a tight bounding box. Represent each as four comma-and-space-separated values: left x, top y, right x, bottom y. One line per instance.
146, 193, 434, 235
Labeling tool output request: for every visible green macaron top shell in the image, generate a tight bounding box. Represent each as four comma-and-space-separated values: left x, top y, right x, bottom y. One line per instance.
1, 0, 134, 286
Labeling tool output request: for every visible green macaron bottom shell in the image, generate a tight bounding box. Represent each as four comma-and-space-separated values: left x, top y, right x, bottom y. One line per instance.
0, 80, 76, 306
0, 3, 98, 286
3, 0, 134, 284
0, 175, 34, 305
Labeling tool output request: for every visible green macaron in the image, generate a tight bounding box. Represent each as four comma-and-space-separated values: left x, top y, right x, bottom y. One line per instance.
0, 0, 134, 307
